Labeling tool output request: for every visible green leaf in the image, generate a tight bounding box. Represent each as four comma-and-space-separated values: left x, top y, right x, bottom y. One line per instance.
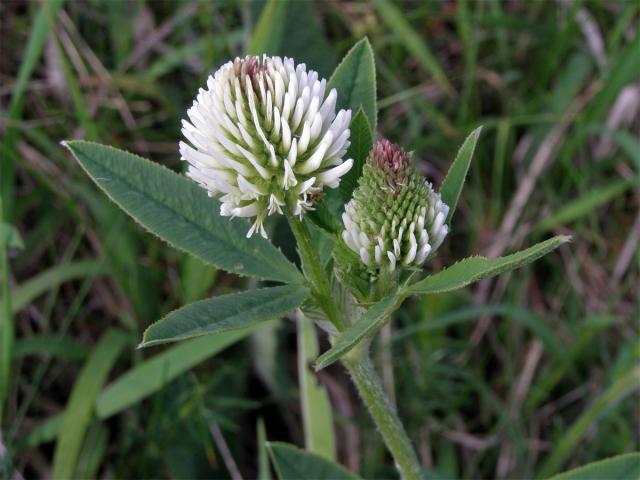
268, 442, 361, 480
533, 180, 631, 234
332, 241, 372, 302
51, 330, 129, 480
0, 222, 23, 249
22, 327, 259, 447
370, 0, 453, 96
63, 141, 302, 284
439, 126, 483, 224
307, 221, 335, 273
328, 38, 377, 131
314, 295, 400, 371
297, 311, 336, 460
141, 285, 309, 347
338, 109, 374, 203
248, 0, 337, 78
307, 190, 344, 235
546, 453, 640, 480
407, 235, 571, 296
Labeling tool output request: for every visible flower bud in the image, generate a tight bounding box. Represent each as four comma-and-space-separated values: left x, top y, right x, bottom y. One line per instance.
180, 55, 353, 238
341, 140, 449, 272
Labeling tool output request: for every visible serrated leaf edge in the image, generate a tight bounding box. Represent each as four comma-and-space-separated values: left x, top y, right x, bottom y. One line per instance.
139, 284, 310, 348
62, 140, 303, 284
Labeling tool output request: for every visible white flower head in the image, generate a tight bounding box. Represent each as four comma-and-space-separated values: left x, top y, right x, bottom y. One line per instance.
341, 140, 450, 272
180, 55, 353, 238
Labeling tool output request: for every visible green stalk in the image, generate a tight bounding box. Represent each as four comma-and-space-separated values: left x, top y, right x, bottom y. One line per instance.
343, 344, 422, 480
285, 210, 344, 331
0, 198, 13, 423
286, 211, 420, 477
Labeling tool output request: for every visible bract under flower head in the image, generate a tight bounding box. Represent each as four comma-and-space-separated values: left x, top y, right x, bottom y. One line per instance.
342, 140, 450, 272
180, 55, 353, 238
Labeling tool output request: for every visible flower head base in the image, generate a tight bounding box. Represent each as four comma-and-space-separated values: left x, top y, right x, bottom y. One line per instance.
341, 140, 450, 272
180, 55, 353, 238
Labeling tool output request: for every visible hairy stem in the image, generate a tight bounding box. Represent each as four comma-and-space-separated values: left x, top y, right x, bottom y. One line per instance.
287, 210, 419, 477
285, 211, 344, 331
344, 344, 422, 480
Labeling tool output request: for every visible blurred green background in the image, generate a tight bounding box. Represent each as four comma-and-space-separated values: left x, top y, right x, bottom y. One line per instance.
1, 0, 638, 478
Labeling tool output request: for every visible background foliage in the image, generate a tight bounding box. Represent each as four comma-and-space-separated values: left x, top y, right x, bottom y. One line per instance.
1, 0, 638, 478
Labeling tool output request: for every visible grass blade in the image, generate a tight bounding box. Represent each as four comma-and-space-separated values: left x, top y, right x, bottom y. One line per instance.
297, 310, 336, 460
13, 335, 88, 362
371, 0, 453, 96
2, 0, 65, 216
22, 326, 263, 447
257, 418, 272, 480
0, 222, 24, 250
248, 0, 337, 77
0, 215, 12, 419
8, 260, 108, 314
537, 366, 640, 478
51, 329, 129, 479
96, 326, 262, 419
533, 179, 631, 234
74, 423, 108, 479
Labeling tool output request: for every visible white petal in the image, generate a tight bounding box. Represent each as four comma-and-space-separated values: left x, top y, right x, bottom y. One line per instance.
318, 88, 337, 128
432, 224, 448, 250
232, 202, 260, 217
297, 131, 333, 174
287, 138, 298, 166
393, 238, 401, 257
387, 252, 396, 271
359, 247, 371, 266
281, 115, 292, 151
283, 160, 298, 189
298, 122, 311, 154
236, 144, 270, 179
432, 211, 445, 237
403, 232, 418, 265
359, 231, 370, 247
316, 159, 353, 188
415, 243, 432, 265
343, 230, 357, 251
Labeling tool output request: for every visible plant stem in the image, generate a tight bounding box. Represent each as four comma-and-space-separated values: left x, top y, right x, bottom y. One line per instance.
285, 211, 344, 331
286, 211, 419, 477
344, 345, 422, 480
